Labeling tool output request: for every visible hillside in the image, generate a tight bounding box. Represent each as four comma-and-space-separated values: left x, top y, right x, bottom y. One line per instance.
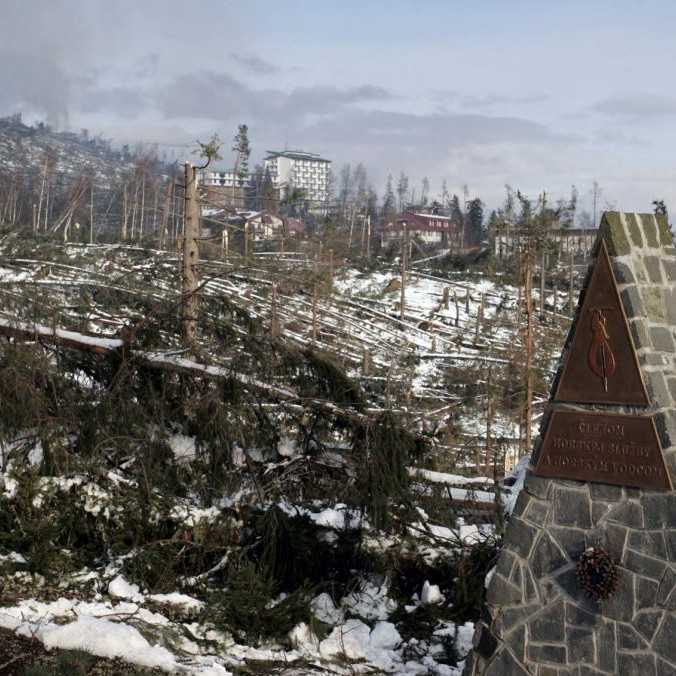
0, 233, 575, 674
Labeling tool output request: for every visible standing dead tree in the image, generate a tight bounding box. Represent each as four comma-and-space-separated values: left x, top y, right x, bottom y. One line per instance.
182, 135, 222, 348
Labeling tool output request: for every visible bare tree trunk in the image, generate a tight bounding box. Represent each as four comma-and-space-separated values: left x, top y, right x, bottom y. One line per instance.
485, 364, 493, 474
400, 224, 408, 321
569, 248, 574, 317
182, 162, 200, 348
37, 158, 47, 233
523, 246, 534, 456
122, 182, 128, 241
90, 181, 94, 244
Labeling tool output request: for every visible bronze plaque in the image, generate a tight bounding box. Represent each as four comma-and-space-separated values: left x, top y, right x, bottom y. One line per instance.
554, 241, 649, 406
535, 409, 671, 490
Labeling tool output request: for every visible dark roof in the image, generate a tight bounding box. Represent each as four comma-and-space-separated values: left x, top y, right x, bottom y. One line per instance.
265, 150, 330, 163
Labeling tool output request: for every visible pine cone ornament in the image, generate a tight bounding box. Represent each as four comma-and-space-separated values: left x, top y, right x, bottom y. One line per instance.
576, 546, 619, 601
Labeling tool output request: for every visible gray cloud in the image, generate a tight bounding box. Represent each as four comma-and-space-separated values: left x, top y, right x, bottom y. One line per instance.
460, 93, 549, 109
591, 95, 676, 119
229, 53, 280, 76
155, 72, 394, 121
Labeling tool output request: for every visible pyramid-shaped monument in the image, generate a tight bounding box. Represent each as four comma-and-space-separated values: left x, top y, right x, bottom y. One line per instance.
465, 212, 676, 675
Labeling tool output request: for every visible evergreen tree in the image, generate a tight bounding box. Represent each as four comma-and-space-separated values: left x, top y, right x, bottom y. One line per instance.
382, 175, 397, 222
396, 172, 409, 212
232, 124, 251, 179
466, 198, 485, 246
421, 177, 430, 208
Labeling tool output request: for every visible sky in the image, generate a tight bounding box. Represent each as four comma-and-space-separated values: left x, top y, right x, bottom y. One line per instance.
3, 0, 676, 217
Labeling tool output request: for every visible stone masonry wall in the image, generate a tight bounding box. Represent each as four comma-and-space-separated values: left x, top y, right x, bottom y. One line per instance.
466, 212, 676, 675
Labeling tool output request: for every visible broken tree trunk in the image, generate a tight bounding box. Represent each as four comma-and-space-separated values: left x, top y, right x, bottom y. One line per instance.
182, 162, 200, 348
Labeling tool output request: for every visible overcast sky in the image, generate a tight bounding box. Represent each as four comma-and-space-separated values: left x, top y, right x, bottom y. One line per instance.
3, 0, 676, 215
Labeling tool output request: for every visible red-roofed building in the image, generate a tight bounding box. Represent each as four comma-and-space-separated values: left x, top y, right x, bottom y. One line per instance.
380, 211, 462, 249
284, 217, 305, 237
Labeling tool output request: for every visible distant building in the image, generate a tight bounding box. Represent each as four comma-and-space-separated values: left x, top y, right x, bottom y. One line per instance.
285, 217, 305, 238
263, 150, 331, 204
380, 211, 462, 249
493, 226, 597, 259
199, 169, 254, 189
245, 211, 285, 241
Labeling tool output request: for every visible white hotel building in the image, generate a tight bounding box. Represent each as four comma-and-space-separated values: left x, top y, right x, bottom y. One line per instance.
263, 150, 331, 204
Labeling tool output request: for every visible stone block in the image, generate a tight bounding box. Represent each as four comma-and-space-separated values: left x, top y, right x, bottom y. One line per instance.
565, 602, 598, 628
641, 213, 660, 247
626, 213, 644, 247
653, 614, 676, 664
553, 568, 599, 613
523, 565, 539, 602
507, 518, 539, 559
590, 483, 623, 501
643, 494, 676, 529
628, 531, 668, 559
622, 286, 646, 318
524, 498, 550, 525
614, 260, 636, 284
529, 600, 565, 642
591, 501, 610, 523
524, 471, 552, 500
550, 527, 586, 561
475, 624, 499, 659
603, 523, 628, 562
663, 257, 676, 283
486, 573, 522, 606
602, 568, 635, 622
658, 658, 676, 676
511, 491, 531, 519
666, 289, 676, 326
553, 487, 592, 529
654, 411, 676, 450
651, 327, 675, 353
567, 626, 594, 664
484, 647, 530, 676
668, 378, 676, 403
505, 624, 525, 663
630, 319, 651, 349
527, 644, 567, 665
531, 532, 569, 579
499, 603, 542, 631
636, 575, 659, 608
633, 610, 663, 643
624, 549, 667, 582
597, 621, 616, 673
646, 372, 671, 405
644, 255, 664, 283
618, 652, 657, 676
600, 212, 630, 256
657, 568, 676, 608
510, 562, 523, 589
619, 623, 650, 650
666, 530, 676, 561
643, 288, 667, 323
642, 353, 668, 367
656, 214, 674, 246
607, 500, 644, 528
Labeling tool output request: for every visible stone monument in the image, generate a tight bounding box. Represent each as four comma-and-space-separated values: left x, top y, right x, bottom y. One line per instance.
466, 212, 676, 675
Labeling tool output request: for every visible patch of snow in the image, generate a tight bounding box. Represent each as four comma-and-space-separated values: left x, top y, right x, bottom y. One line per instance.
420, 581, 445, 605
342, 579, 397, 621
108, 575, 143, 602
503, 454, 530, 516
40, 616, 178, 671
148, 592, 204, 612
311, 593, 344, 625
168, 434, 197, 463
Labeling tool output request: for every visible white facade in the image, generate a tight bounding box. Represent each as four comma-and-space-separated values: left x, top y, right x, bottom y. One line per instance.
199, 170, 253, 189
263, 150, 331, 204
